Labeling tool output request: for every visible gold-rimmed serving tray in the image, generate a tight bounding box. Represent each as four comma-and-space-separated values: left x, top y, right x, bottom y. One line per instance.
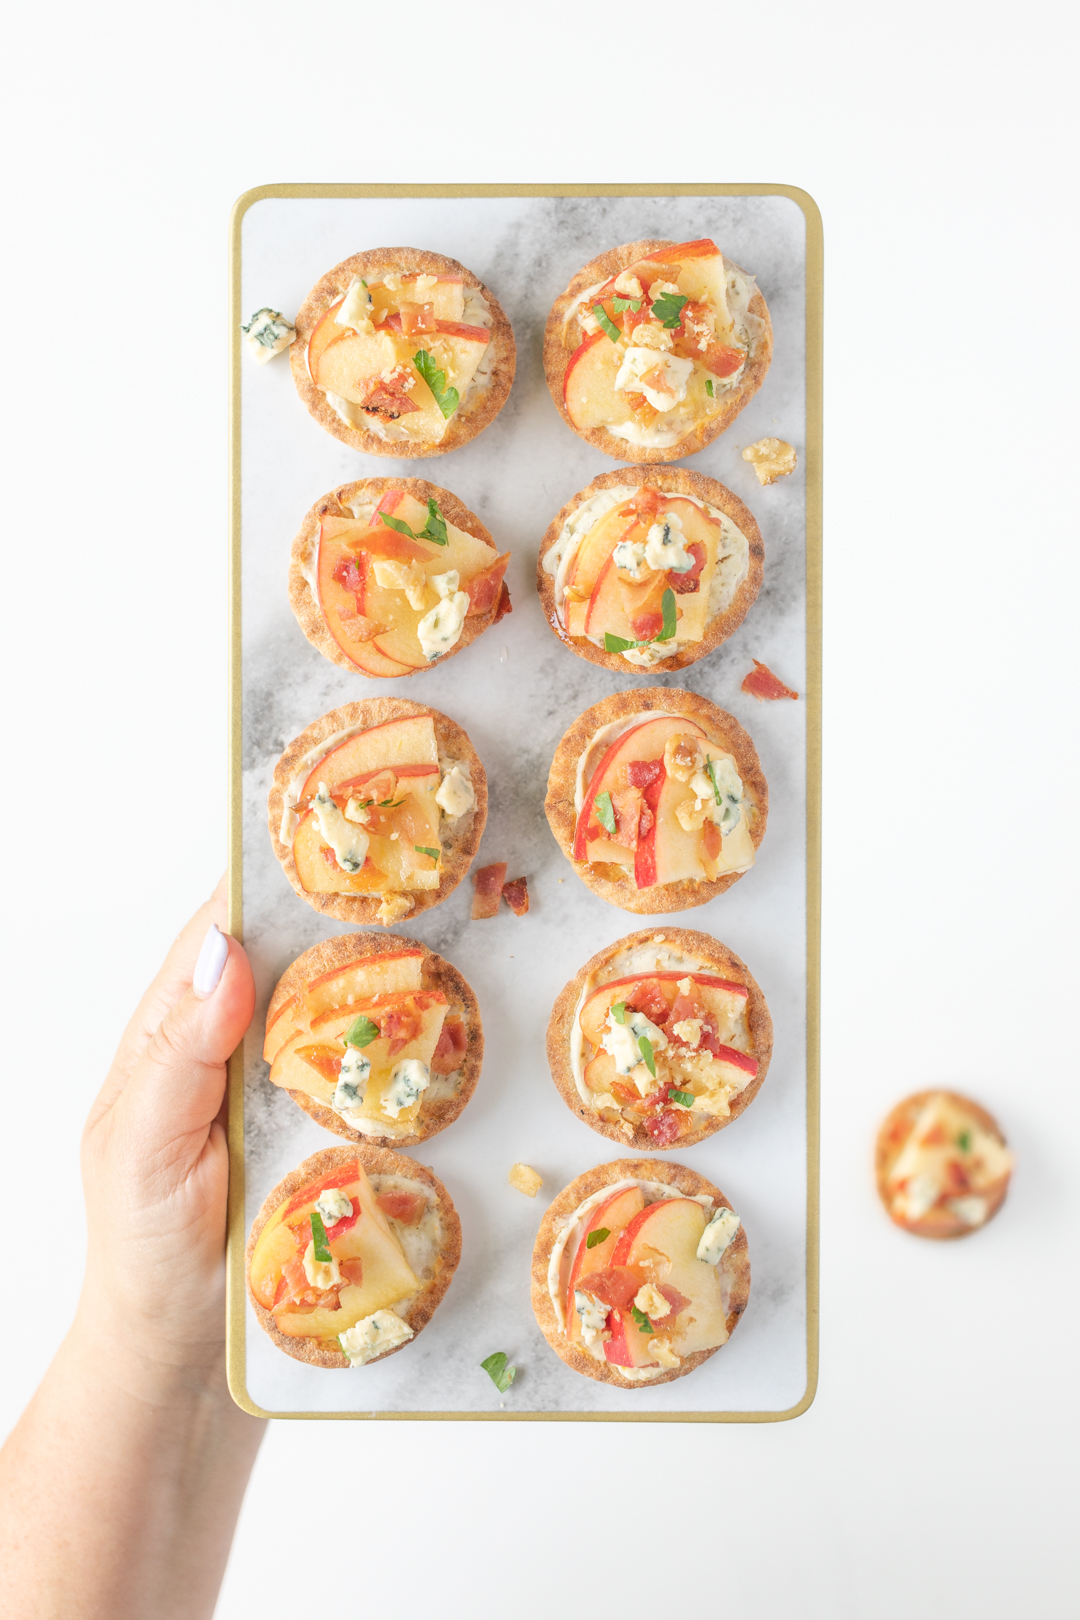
226, 184, 821, 1421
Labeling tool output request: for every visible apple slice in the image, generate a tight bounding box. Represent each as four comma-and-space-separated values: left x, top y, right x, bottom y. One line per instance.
264, 993, 302, 1064
298, 716, 438, 801
578, 973, 748, 1049
564, 1184, 644, 1344
369, 275, 465, 325
304, 950, 424, 1023
306, 296, 346, 379
292, 812, 382, 896
574, 715, 706, 862
564, 504, 640, 605
563, 331, 632, 432
315, 532, 416, 677
314, 327, 400, 396
612, 1196, 728, 1356
639, 239, 731, 330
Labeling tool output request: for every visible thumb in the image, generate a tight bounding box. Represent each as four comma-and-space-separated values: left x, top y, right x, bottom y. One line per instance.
110, 927, 255, 1158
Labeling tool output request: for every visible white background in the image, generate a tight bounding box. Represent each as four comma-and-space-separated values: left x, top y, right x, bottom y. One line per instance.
2, 1, 1077, 1615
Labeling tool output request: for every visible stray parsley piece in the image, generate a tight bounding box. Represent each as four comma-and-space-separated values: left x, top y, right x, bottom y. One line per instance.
420, 497, 448, 546
310, 1210, 332, 1263
343, 1014, 380, 1049
415, 845, 440, 862
630, 1305, 655, 1335
603, 588, 677, 655
413, 349, 460, 419
669, 1088, 696, 1108
593, 303, 621, 343
379, 797, 406, 808
957, 1129, 972, 1153
595, 790, 617, 836
704, 755, 724, 807
705, 378, 714, 398
586, 1227, 611, 1250
638, 1036, 657, 1078
611, 1001, 627, 1025
378, 510, 419, 539
612, 295, 642, 314
651, 290, 688, 329
480, 1351, 516, 1393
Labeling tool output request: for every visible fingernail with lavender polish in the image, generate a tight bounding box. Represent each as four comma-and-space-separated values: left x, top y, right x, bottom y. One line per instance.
193, 924, 229, 999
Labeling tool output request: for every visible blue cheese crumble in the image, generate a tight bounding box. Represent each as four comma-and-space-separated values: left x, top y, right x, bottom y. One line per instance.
242, 308, 296, 364
338, 1310, 414, 1366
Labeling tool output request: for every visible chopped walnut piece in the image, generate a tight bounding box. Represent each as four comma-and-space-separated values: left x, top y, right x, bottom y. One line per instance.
742, 437, 797, 485
663, 733, 704, 783
376, 894, 413, 925
508, 1163, 543, 1197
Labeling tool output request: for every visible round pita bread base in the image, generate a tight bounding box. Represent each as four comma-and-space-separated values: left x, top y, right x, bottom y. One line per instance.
875, 1090, 1012, 1241
246, 1144, 462, 1369
265, 931, 483, 1148
544, 686, 768, 914
289, 477, 504, 680
268, 698, 486, 927
530, 1157, 750, 1388
546, 927, 772, 1151
542, 239, 772, 463
536, 466, 764, 674
290, 248, 515, 458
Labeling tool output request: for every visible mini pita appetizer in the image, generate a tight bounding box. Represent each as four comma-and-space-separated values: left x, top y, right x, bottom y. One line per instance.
538, 467, 762, 673
291, 248, 515, 457
544, 237, 771, 462
247, 1145, 461, 1369
876, 1091, 1013, 1240
548, 929, 771, 1150
264, 933, 482, 1148
268, 699, 486, 927
545, 688, 767, 914
290, 478, 510, 679
531, 1159, 749, 1388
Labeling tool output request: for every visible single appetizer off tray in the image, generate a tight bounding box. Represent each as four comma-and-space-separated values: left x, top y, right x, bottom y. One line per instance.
544, 237, 772, 462
876, 1091, 1014, 1240
545, 688, 767, 914
247, 1146, 461, 1368
290, 477, 510, 679
291, 248, 515, 456
268, 699, 486, 927
531, 1159, 749, 1387
537, 467, 763, 673
263, 933, 482, 1148
547, 928, 771, 1150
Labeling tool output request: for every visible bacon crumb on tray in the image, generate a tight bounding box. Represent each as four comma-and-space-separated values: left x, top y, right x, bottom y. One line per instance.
741, 659, 799, 701
471, 862, 507, 918
502, 876, 529, 915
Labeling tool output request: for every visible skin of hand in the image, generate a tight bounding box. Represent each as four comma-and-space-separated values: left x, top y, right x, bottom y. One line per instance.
0, 880, 267, 1620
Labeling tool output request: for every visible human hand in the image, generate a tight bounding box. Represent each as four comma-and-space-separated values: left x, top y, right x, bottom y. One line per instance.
79, 877, 255, 1386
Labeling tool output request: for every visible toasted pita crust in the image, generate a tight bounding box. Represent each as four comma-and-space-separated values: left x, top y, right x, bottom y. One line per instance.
290, 248, 515, 458
546, 927, 772, 1151
875, 1090, 1012, 1241
544, 687, 768, 914
536, 466, 763, 674
268, 699, 486, 926
246, 1144, 462, 1369
530, 1158, 750, 1389
265, 931, 483, 1149
542, 240, 772, 463
289, 477, 505, 680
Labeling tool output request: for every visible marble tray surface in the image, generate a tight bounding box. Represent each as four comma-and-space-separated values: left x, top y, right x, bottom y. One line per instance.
236, 191, 809, 1416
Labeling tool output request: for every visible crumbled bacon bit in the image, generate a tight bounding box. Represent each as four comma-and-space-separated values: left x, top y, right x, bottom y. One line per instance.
493, 582, 513, 622
338, 1258, 365, 1286
503, 876, 529, 916
376, 1190, 426, 1225
670, 542, 706, 594
626, 758, 664, 791
741, 659, 799, 702
645, 1108, 683, 1146
471, 861, 507, 919
431, 1017, 468, 1073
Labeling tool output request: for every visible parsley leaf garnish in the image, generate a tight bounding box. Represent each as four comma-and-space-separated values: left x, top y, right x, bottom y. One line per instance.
638, 1036, 657, 1077
343, 1015, 380, 1048
611, 1001, 627, 1025
413, 349, 460, 418
612, 296, 642, 314
705, 378, 714, 398
704, 756, 723, 807
603, 589, 677, 655
669, 1088, 696, 1108
310, 1210, 332, 1263
415, 845, 440, 862
378, 497, 448, 546
957, 1129, 972, 1152
595, 790, 617, 836
593, 303, 621, 342
586, 1227, 611, 1250
651, 290, 688, 329
630, 1305, 655, 1335
379, 797, 406, 808
480, 1351, 516, 1393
